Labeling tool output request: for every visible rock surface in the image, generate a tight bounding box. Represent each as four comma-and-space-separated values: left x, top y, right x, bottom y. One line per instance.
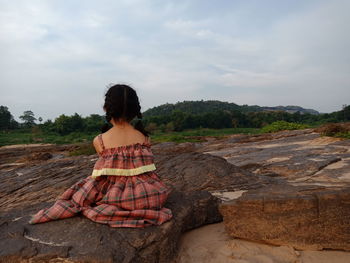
0, 190, 220, 263
1, 129, 350, 262
0, 144, 269, 262
219, 184, 350, 250
175, 222, 350, 263
202, 130, 350, 184
201, 129, 350, 251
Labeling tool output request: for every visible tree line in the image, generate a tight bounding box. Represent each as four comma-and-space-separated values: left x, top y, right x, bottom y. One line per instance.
1, 102, 349, 135
142, 106, 350, 132
0, 106, 105, 135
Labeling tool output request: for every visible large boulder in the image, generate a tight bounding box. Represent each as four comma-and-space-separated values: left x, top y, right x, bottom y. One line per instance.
204, 130, 350, 251
0, 190, 220, 263
219, 184, 350, 251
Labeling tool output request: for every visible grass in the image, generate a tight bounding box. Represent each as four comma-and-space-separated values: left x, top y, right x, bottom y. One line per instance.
315, 123, 350, 140
261, 121, 310, 133
0, 127, 260, 147
333, 132, 350, 139
0, 130, 98, 147
2, 125, 349, 155
150, 128, 261, 143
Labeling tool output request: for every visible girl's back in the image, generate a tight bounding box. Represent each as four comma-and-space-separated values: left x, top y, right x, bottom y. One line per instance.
93, 123, 149, 154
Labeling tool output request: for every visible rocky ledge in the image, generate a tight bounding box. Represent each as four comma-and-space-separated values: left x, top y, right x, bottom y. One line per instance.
201, 129, 350, 252
0, 144, 272, 262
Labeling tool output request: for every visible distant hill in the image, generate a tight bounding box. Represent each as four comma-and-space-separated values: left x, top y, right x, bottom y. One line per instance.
259, 106, 319, 115
143, 100, 319, 117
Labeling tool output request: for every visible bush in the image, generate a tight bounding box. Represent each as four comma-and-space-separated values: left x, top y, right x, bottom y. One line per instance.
315, 123, 349, 136
315, 123, 350, 138
261, 121, 309, 133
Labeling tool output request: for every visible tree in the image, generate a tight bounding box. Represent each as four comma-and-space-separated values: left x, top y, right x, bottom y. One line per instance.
84, 114, 105, 132
54, 113, 85, 135
146, 122, 158, 133
171, 110, 187, 131
20, 110, 36, 127
165, 122, 175, 132
0, 106, 18, 130
41, 119, 55, 133
341, 105, 350, 121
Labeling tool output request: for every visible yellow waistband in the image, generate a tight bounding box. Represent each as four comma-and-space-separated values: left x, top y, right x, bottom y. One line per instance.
91, 163, 156, 178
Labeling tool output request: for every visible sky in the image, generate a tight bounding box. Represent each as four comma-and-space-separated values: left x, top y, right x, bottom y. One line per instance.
1, 0, 349, 121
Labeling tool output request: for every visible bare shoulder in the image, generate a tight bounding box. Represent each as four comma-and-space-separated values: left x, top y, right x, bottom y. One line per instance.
92, 135, 99, 146
132, 128, 150, 144
92, 135, 102, 153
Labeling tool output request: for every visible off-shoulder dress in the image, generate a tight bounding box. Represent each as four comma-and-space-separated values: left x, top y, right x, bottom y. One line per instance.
29, 134, 173, 228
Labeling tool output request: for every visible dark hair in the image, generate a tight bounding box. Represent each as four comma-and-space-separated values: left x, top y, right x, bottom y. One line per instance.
101, 84, 149, 137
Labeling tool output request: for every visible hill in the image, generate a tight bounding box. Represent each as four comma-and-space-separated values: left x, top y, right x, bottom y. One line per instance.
143, 100, 319, 117
260, 105, 319, 115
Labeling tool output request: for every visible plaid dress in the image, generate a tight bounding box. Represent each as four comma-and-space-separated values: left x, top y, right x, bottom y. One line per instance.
29, 135, 173, 228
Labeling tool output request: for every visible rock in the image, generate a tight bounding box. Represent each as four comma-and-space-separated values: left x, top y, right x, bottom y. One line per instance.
25, 152, 53, 161
204, 130, 350, 183
219, 184, 350, 251
175, 222, 350, 263
0, 144, 76, 166
203, 130, 350, 251
0, 190, 221, 263
152, 142, 201, 154
0, 145, 266, 262
154, 152, 278, 192
2, 129, 350, 261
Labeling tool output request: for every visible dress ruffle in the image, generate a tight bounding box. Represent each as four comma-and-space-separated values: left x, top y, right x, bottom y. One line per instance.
92, 142, 156, 178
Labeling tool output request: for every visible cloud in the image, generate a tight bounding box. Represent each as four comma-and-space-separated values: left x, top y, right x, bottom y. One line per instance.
0, 0, 349, 121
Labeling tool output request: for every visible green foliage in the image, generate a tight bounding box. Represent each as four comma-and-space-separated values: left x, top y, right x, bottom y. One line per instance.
151, 127, 260, 143
1, 102, 349, 147
0, 127, 261, 147
20, 110, 36, 127
316, 123, 350, 138
54, 113, 85, 135
84, 114, 105, 132
261, 121, 309, 133
339, 105, 350, 121
0, 106, 18, 130
145, 122, 158, 133
0, 129, 98, 147
333, 132, 350, 139
143, 100, 320, 117
165, 122, 174, 132
0, 129, 33, 146
143, 100, 241, 117
142, 101, 343, 132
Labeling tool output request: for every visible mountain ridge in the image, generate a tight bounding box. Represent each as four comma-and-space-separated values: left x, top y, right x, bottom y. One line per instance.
143, 100, 319, 116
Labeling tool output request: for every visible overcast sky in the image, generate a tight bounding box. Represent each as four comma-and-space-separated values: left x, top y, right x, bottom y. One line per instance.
1, 0, 349, 121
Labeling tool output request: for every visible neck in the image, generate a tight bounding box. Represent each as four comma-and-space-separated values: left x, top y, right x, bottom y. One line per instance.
110, 118, 132, 128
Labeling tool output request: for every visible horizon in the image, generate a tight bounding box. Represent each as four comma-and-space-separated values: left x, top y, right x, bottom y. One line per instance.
1, 0, 349, 121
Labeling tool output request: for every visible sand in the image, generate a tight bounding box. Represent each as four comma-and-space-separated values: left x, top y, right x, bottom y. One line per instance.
175, 223, 350, 263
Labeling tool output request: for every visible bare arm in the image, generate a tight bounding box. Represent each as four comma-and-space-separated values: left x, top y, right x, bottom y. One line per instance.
93, 136, 102, 155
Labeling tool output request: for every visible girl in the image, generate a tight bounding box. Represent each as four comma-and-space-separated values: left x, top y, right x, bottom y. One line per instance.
29, 84, 173, 228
